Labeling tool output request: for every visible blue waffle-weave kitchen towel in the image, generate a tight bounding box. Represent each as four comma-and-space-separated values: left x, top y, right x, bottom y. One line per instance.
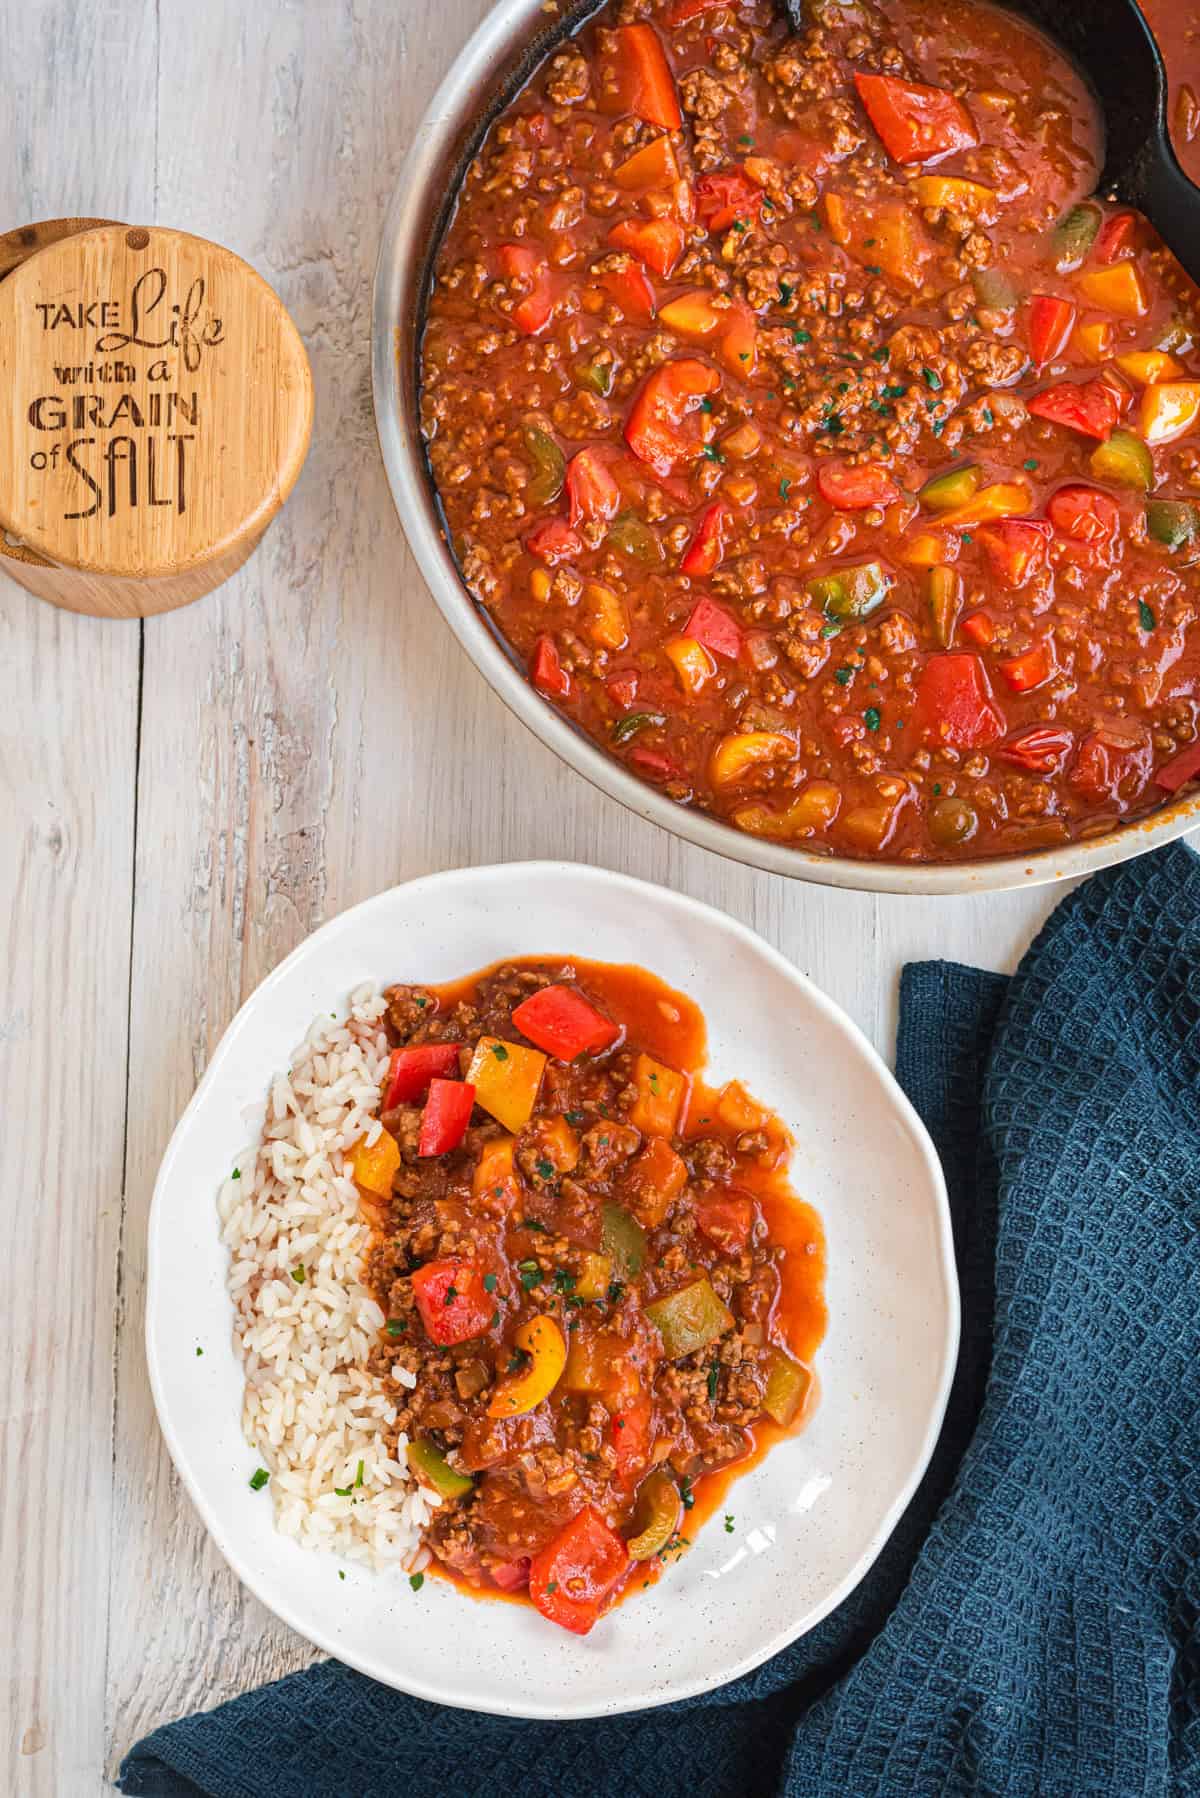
121, 845, 1200, 1798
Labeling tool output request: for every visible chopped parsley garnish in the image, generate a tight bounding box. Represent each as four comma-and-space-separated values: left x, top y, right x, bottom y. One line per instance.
1140, 599, 1157, 631
864, 706, 881, 731
982, 407, 994, 426
700, 397, 713, 413
535, 1157, 555, 1181
793, 328, 811, 345
821, 414, 845, 436
386, 1318, 406, 1337
355, 1460, 365, 1489
882, 383, 907, 400
553, 1269, 579, 1294
922, 367, 943, 390
707, 1359, 720, 1400
231, 1168, 241, 1181
871, 345, 890, 363
703, 445, 724, 462
820, 622, 843, 639
648, 1071, 660, 1091
507, 1346, 533, 1375
491, 1042, 509, 1061
962, 532, 973, 544
483, 1272, 498, 1293
933, 782, 942, 795
545, 1581, 559, 1594
737, 133, 754, 148
409, 1572, 424, 1592
680, 1477, 695, 1511
779, 477, 791, 501
338, 1570, 346, 1581
443, 1285, 459, 1305
414, 996, 428, 1009
334, 1483, 352, 1497
523, 1218, 549, 1233
866, 263, 882, 275
249, 1468, 269, 1491
518, 1260, 542, 1291
778, 281, 793, 305
607, 1280, 626, 1304
724, 1514, 735, 1533
195, 1346, 203, 1357
1023, 458, 1039, 470
565, 1110, 585, 1126
291, 1265, 306, 1284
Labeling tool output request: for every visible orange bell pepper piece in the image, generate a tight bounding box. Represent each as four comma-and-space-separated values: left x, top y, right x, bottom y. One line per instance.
629, 1053, 687, 1137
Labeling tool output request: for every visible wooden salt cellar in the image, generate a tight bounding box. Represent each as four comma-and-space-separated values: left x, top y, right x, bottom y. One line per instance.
0, 220, 313, 618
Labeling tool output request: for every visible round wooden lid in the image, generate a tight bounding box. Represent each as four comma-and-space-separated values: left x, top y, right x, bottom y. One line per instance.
0, 223, 313, 610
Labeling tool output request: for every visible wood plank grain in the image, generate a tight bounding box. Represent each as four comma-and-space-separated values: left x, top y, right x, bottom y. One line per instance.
0, 2, 156, 1789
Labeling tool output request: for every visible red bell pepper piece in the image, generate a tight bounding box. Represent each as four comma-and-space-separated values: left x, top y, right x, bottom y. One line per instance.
960, 611, 995, 648
529, 1505, 630, 1635
625, 357, 721, 477
497, 243, 555, 336
853, 71, 978, 164
695, 1193, 754, 1254
1156, 739, 1200, 793
913, 652, 1006, 748
815, 460, 899, 510
1028, 380, 1119, 440
1027, 294, 1076, 366
410, 1258, 493, 1344
695, 168, 762, 234
530, 635, 572, 700
526, 517, 582, 565
997, 642, 1053, 693
610, 1383, 654, 1488
565, 448, 621, 528
998, 726, 1075, 773
680, 501, 730, 576
684, 595, 741, 659
489, 1557, 531, 1592
1070, 722, 1153, 803
1046, 483, 1120, 545
417, 1078, 476, 1157
607, 217, 685, 278
628, 745, 677, 780
607, 670, 639, 709
599, 258, 656, 322
663, 0, 723, 20
976, 518, 1052, 588
511, 984, 620, 1059
1095, 209, 1136, 262
600, 24, 682, 131
383, 1043, 461, 1109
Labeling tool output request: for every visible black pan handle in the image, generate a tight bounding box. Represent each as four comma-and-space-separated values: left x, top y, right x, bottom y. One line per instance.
1122, 138, 1200, 288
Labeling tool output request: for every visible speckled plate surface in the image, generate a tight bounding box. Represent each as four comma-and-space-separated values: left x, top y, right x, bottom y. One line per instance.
147, 861, 958, 1718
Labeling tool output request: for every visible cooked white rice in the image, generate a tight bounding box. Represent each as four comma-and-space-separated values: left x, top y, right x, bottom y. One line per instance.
217, 982, 438, 1569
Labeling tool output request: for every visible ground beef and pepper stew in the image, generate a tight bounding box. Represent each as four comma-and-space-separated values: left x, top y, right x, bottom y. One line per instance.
420, 0, 1200, 862
350, 958, 825, 1634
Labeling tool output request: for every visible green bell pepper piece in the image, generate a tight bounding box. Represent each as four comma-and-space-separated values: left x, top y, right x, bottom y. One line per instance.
971, 267, 1019, 311
1089, 429, 1153, 491
577, 360, 614, 397
920, 463, 982, 512
522, 425, 566, 508
406, 1437, 474, 1500
1051, 202, 1101, 272
625, 1470, 683, 1561
607, 510, 664, 564
926, 564, 961, 649
808, 560, 891, 622
1147, 499, 1200, 549
600, 1202, 647, 1280
645, 1276, 734, 1359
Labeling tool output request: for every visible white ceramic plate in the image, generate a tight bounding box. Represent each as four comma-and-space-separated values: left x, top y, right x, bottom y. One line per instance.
147, 861, 958, 1719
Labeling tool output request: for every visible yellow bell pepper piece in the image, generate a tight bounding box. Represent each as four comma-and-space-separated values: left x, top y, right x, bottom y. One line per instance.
716, 1080, 769, 1133
630, 1052, 687, 1138
348, 1127, 400, 1197
934, 480, 1033, 531
1140, 381, 1200, 446
574, 1252, 613, 1302
535, 1114, 580, 1173
473, 1135, 521, 1206
901, 530, 958, 567
486, 1314, 567, 1417
465, 1036, 546, 1133
1115, 350, 1183, 386
1077, 262, 1149, 318
658, 291, 722, 338
910, 174, 997, 221
1070, 320, 1113, 362
709, 730, 797, 785
584, 582, 628, 650
732, 779, 842, 839
665, 634, 716, 695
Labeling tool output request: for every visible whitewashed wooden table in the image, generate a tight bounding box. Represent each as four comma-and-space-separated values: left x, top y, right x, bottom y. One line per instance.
0, 1, 1109, 1790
